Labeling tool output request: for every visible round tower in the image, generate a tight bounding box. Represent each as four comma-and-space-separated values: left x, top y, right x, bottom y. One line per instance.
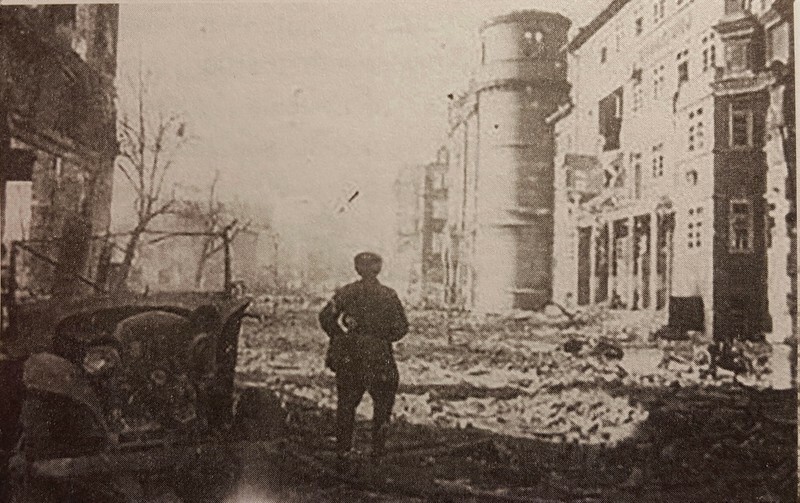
472, 10, 570, 312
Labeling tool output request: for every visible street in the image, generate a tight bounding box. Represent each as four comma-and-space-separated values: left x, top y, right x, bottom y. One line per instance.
228, 307, 797, 502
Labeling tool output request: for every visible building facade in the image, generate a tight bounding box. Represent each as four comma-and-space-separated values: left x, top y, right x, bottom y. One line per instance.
551, 0, 795, 342
1, 5, 119, 298
393, 149, 449, 307
445, 10, 571, 312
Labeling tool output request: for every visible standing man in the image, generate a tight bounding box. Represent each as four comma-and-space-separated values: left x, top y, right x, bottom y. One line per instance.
319, 252, 408, 459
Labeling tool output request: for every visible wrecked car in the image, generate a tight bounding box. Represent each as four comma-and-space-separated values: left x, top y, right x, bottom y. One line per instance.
3, 295, 250, 503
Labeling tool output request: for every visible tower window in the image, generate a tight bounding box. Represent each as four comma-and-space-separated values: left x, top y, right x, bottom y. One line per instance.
725, 40, 750, 73
601, 46, 608, 64
729, 199, 754, 252
635, 17, 644, 35
522, 30, 544, 58
729, 102, 753, 148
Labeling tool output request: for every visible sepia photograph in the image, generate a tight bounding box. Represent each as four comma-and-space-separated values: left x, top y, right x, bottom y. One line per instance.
0, 0, 797, 501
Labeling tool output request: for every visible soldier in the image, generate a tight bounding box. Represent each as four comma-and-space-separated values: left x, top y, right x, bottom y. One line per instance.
319, 252, 409, 459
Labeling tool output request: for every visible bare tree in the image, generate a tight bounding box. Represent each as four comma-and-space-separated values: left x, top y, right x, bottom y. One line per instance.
193, 171, 251, 288
113, 68, 188, 290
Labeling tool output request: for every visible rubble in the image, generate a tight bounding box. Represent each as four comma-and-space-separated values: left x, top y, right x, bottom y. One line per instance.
231, 310, 796, 501
394, 388, 648, 447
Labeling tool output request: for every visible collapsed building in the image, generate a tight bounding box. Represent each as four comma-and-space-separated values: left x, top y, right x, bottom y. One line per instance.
549, 0, 795, 342
1, 5, 119, 302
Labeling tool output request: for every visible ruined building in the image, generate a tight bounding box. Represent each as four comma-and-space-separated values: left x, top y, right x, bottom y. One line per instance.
444, 10, 571, 312
550, 0, 795, 342
126, 200, 260, 294
393, 148, 448, 306
1, 5, 119, 298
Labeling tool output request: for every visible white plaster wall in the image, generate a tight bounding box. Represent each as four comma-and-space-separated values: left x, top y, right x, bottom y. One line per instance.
557, 0, 727, 338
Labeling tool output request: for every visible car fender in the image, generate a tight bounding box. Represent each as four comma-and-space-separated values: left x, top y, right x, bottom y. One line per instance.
22, 353, 110, 436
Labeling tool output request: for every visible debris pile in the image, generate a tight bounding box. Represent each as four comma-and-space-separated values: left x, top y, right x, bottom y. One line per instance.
269, 380, 648, 447
395, 388, 648, 446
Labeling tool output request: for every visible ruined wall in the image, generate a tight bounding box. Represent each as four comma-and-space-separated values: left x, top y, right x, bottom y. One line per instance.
1, 5, 118, 297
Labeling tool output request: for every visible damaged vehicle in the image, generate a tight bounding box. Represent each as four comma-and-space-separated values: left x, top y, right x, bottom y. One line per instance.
5, 297, 250, 503
0, 233, 259, 503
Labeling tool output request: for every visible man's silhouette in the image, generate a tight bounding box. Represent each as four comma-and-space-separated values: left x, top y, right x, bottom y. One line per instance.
319, 252, 408, 458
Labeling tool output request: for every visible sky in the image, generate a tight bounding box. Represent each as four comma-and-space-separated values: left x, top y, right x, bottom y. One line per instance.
115, 1, 608, 281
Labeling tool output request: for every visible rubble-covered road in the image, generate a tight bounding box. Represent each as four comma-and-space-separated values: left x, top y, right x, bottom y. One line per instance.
228, 309, 797, 502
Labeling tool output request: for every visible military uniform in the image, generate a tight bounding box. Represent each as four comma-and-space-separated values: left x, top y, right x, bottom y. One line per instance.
319, 276, 408, 455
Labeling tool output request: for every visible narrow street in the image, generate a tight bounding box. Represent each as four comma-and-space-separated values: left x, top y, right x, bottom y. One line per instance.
228, 307, 797, 502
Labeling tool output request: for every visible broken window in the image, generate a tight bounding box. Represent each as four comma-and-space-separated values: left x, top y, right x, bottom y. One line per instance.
4, 181, 33, 242
677, 49, 689, 84
678, 62, 689, 84
598, 88, 623, 151
729, 102, 753, 148
729, 199, 754, 252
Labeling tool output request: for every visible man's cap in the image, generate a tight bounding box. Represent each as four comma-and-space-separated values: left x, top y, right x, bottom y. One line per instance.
354, 251, 382, 276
